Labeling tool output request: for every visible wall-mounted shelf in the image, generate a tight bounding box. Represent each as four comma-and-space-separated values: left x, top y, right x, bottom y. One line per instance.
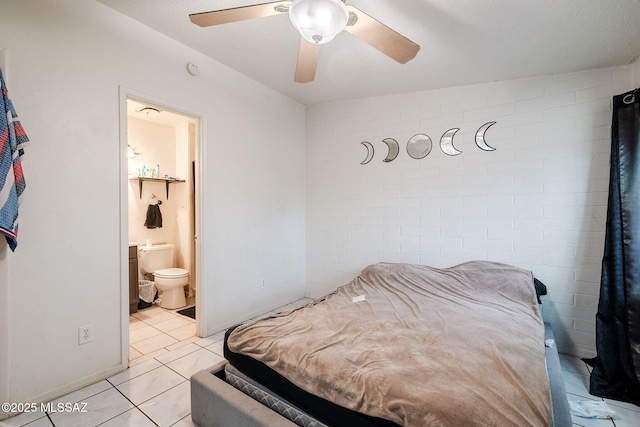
130, 177, 185, 200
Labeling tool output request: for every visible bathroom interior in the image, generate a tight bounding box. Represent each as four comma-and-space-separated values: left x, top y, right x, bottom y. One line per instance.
126, 99, 199, 363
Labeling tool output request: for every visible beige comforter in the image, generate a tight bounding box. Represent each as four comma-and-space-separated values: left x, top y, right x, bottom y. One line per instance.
228, 261, 552, 426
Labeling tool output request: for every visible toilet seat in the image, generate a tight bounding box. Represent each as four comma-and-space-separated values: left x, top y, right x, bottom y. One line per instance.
154, 268, 189, 279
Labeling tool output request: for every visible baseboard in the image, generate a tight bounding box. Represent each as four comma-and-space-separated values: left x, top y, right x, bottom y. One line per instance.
204, 294, 307, 338
4, 363, 126, 420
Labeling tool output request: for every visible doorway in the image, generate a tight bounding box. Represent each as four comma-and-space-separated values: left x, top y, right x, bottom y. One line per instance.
119, 89, 203, 367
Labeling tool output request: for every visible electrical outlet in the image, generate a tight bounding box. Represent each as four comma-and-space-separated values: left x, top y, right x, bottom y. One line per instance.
261, 279, 266, 288
78, 324, 93, 345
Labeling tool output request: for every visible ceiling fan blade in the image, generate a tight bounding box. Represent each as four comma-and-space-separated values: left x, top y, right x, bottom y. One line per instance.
294, 38, 321, 83
189, 1, 291, 27
344, 5, 420, 64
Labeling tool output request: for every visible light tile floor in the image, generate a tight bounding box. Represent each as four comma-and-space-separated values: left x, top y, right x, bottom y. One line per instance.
4, 299, 640, 427
560, 353, 640, 427
128, 297, 199, 367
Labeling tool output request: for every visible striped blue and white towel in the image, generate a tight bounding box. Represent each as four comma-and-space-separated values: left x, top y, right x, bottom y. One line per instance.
0, 67, 30, 251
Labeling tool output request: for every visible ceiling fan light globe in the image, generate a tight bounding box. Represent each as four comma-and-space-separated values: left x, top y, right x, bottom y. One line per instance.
289, 0, 348, 44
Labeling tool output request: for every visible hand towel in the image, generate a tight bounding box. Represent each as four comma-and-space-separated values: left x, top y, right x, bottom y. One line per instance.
0, 67, 29, 251
144, 204, 163, 229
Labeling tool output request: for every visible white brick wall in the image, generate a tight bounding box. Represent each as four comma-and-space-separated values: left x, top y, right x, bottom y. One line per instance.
305, 66, 636, 358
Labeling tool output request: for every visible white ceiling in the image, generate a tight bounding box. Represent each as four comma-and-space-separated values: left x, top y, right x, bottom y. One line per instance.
98, 0, 640, 106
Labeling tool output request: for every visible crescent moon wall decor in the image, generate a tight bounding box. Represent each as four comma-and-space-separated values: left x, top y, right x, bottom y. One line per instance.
406, 134, 433, 159
475, 121, 497, 151
359, 120, 498, 164
360, 141, 374, 165
382, 138, 399, 162
440, 128, 462, 156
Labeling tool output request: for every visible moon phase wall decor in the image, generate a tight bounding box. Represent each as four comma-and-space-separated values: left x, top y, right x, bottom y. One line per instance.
439, 128, 462, 156
382, 138, 400, 162
359, 122, 497, 164
475, 121, 496, 151
360, 141, 374, 165
406, 134, 432, 159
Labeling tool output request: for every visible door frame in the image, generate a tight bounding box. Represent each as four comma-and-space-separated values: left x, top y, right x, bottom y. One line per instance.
118, 86, 206, 366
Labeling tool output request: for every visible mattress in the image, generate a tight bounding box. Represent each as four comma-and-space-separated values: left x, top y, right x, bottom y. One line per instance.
224, 363, 327, 427
224, 261, 556, 426
223, 324, 570, 427
224, 327, 397, 427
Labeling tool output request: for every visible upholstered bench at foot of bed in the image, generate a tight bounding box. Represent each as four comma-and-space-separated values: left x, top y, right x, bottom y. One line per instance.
190, 359, 296, 427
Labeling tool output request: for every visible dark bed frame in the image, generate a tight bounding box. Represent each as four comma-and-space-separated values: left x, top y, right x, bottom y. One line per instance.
190, 322, 572, 427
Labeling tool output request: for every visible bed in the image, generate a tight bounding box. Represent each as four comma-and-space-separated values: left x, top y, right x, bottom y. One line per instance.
191, 261, 572, 426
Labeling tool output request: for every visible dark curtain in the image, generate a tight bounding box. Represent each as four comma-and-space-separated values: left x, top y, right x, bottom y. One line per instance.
590, 88, 640, 405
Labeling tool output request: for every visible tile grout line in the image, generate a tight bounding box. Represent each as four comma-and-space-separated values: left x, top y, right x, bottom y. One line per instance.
129, 311, 206, 363
114, 299, 317, 426
119, 319, 209, 427
101, 382, 160, 427
564, 358, 640, 426
105, 361, 188, 427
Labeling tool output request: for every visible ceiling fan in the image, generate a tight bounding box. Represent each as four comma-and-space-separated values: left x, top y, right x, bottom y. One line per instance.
189, 0, 420, 83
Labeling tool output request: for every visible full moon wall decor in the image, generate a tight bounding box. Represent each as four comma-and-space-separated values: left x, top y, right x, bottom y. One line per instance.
407, 134, 433, 159
359, 121, 497, 164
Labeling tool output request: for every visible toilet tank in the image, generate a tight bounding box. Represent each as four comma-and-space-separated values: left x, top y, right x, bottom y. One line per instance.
138, 244, 174, 273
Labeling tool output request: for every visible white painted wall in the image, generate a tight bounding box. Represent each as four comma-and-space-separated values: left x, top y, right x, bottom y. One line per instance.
633, 55, 640, 86
0, 0, 305, 412
305, 66, 636, 358
127, 117, 181, 251
0, 47, 8, 418
174, 122, 192, 274
0, 244, 8, 418
127, 117, 193, 282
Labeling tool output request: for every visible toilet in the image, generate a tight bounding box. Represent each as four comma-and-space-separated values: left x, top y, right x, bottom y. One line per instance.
138, 243, 189, 309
